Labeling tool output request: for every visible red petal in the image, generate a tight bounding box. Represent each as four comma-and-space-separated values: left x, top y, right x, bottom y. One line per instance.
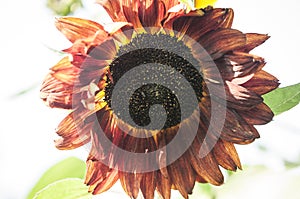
138, 0, 166, 27
119, 171, 143, 198
140, 172, 156, 199
199, 98, 260, 144
207, 81, 263, 110
92, 169, 119, 194
166, 8, 234, 41
238, 102, 274, 125
167, 156, 196, 197
242, 70, 280, 95
198, 29, 246, 60
156, 171, 172, 199
213, 139, 241, 171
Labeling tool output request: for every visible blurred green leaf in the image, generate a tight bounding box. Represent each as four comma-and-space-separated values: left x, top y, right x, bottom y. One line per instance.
190, 183, 216, 199
215, 166, 300, 199
9, 83, 39, 98
27, 157, 86, 199
47, 0, 83, 16
263, 83, 300, 115
33, 178, 92, 199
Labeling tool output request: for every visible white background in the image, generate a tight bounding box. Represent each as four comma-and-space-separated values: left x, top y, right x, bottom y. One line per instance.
0, 0, 299, 198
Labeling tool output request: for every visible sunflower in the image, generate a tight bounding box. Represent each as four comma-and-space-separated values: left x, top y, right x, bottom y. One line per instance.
40, 0, 279, 198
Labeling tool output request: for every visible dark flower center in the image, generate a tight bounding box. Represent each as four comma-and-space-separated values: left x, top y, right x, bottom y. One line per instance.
105, 33, 203, 130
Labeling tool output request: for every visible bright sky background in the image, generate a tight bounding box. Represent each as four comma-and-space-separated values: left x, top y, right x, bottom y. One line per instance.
0, 0, 300, 199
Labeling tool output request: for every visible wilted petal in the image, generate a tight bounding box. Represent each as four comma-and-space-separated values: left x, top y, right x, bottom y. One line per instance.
40, 74, 73, 109
93, 169, 119, 194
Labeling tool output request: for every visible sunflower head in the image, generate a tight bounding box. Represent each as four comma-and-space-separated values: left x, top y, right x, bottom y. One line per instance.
41, 0, 279, 198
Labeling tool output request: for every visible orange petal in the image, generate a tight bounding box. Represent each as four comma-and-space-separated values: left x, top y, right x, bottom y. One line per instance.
122, 1, 143, 29
96, 0, 126, 22
156, 170, 172, 199
55, 123, 92, 150
119, 171, 143, 198
40, 74, 73, 109
237, 33, 270, 52
213, 139, 241, 171
50, 57, 80, 85
55, 17, 108, 43
167, 156, 196, 197
85, 160, 110, 187
92, 169, 119, 194
140, 172, 156, 199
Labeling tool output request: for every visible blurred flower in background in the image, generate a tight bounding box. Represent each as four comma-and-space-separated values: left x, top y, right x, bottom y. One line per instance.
47, 0, 83, 16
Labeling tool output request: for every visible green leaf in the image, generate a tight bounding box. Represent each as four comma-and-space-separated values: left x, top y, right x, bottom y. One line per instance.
27, 157, 86, 199
263, 83, 300, 115
33, 178, 92, 199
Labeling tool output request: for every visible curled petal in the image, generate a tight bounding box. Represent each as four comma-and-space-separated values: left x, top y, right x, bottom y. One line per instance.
93, 168, 119, 194
55, 123, 92, 150
203, 52, 266, 83
187, 138, 224, 185
40, 74, 73, 109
